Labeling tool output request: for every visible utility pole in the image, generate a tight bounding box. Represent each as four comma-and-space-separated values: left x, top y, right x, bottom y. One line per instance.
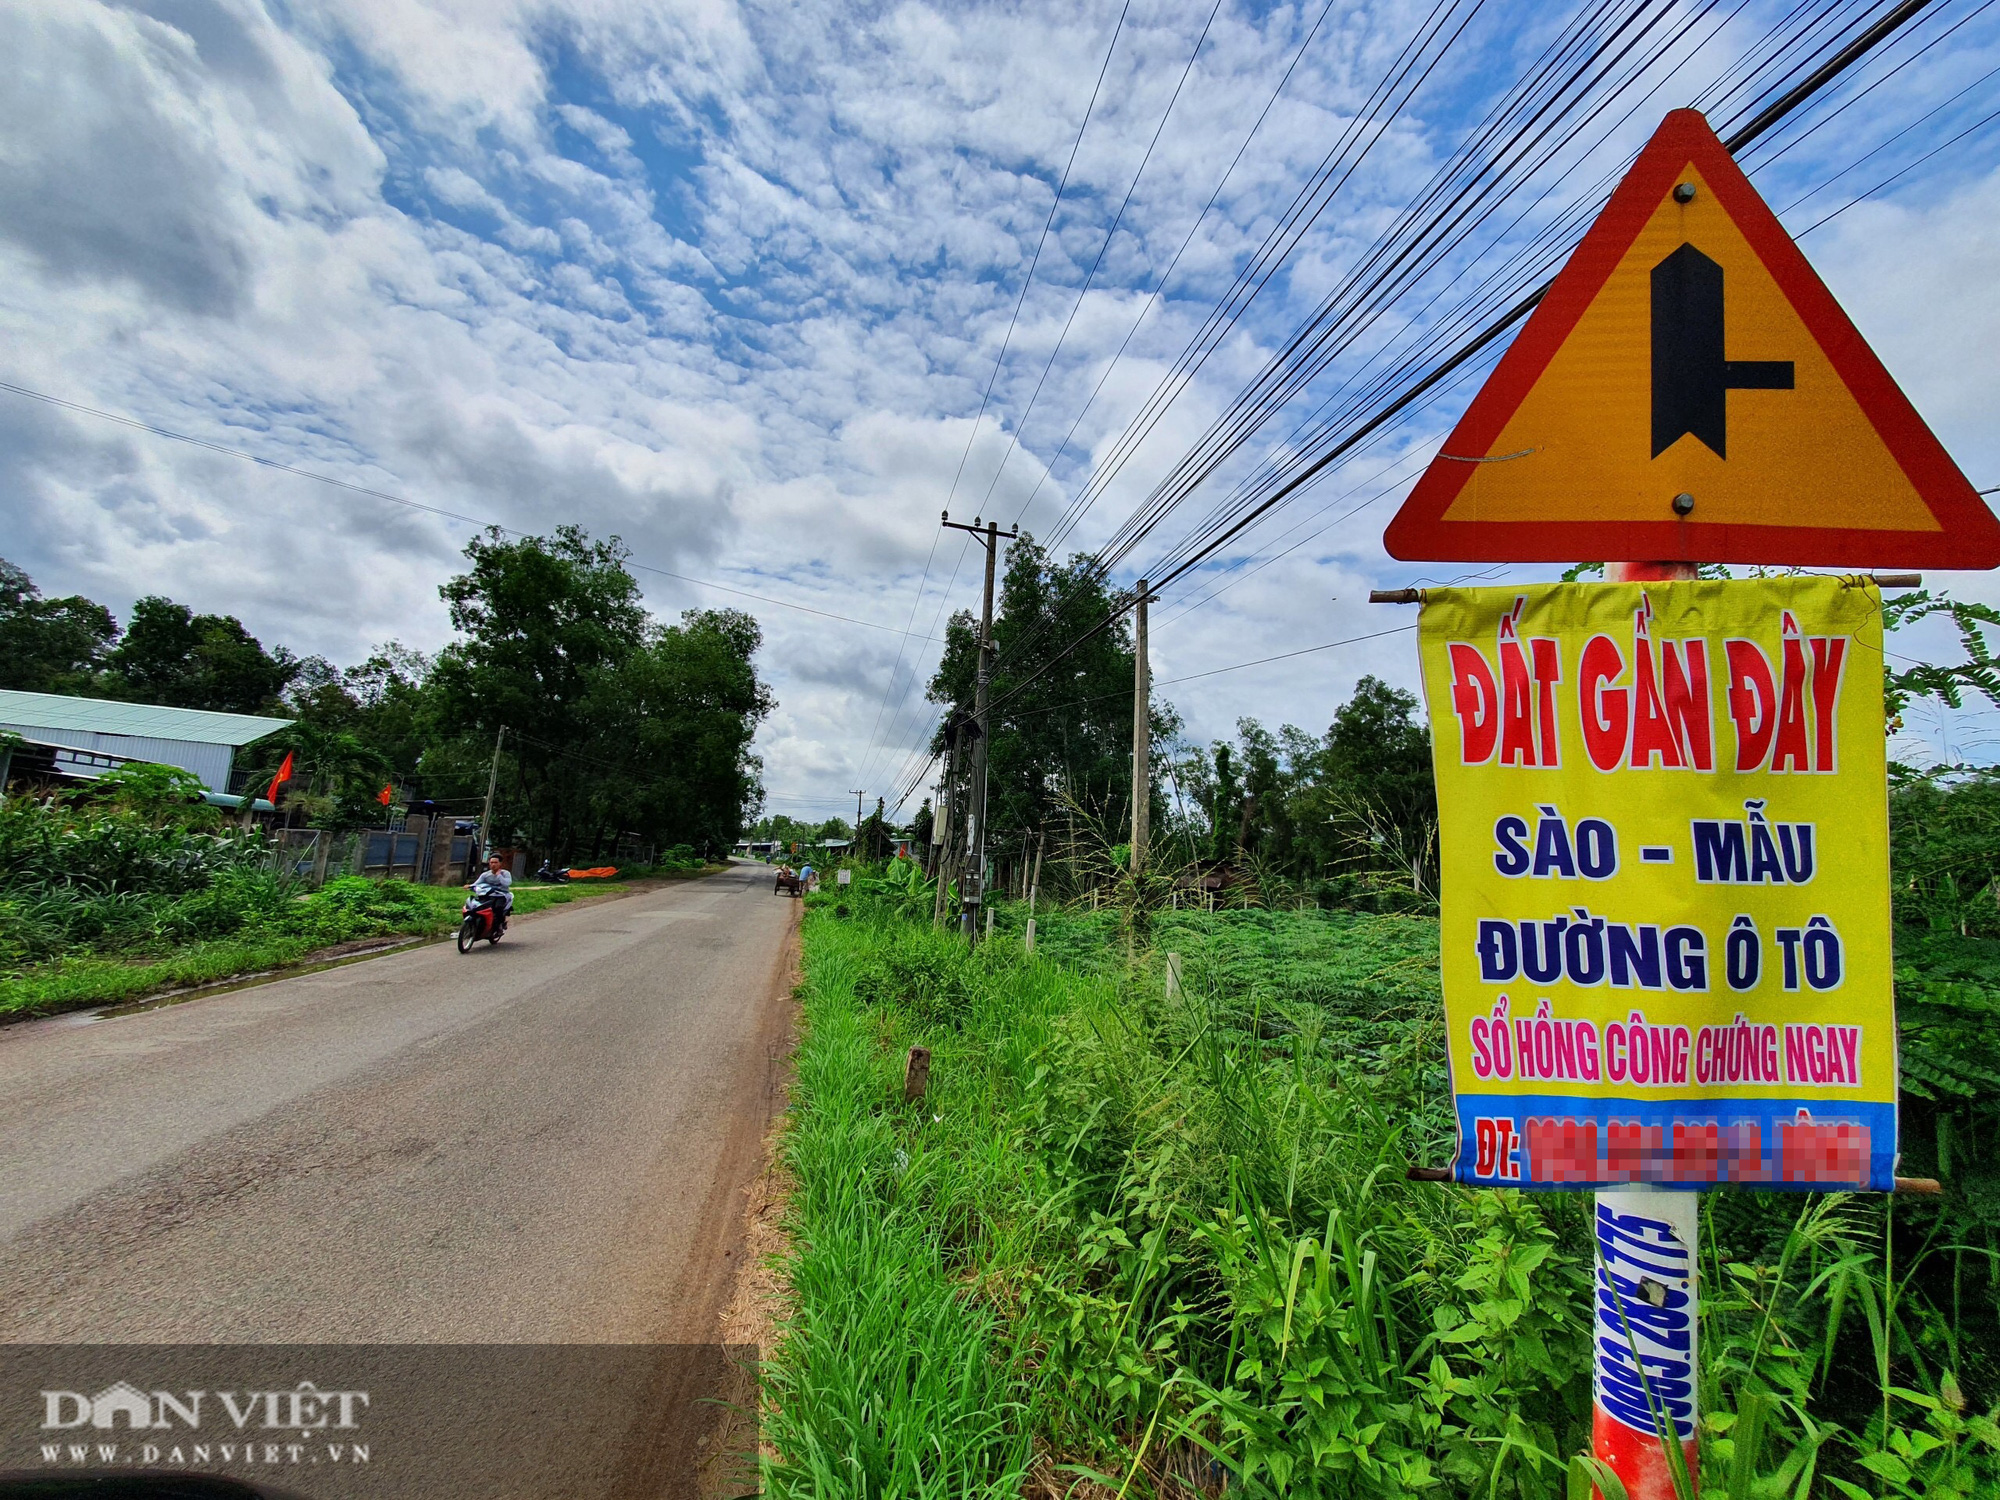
933, 719, 959, 927
941, 511, 1017, 944
1130, 579, 1152, 882
1025, 828, 1044, 954
929, 759, 949, 878
479, 726, 506, 860
849, 787, 865, 855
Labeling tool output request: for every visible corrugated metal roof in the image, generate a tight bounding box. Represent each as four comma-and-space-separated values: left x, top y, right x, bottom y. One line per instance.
0, 689, 292, 747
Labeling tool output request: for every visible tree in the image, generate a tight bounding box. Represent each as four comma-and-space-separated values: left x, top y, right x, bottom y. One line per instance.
429, 527, 649, 853
1209, 742, 1242, 862
104, 596, 299, 712
927, 535, 1177, 872
855, 796, 894, 860
426, 530, 772, 858
586, 608, 773, 856
238, 719, 396, 832
747, 813, 835, 849
1213, 677, 1437, 898
1321, 676, 1434, 827
0, 558, 119, 694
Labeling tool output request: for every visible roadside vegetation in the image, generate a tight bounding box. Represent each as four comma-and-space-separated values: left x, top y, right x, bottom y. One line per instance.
0, 764, 709, 1020
766, 767, 2000, 1497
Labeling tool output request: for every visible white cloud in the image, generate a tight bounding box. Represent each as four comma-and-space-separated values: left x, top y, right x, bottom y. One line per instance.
4, 0, 1998, 818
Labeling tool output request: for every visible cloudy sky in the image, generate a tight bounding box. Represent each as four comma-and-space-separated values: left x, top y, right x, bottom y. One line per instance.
4, 0, 1998, 820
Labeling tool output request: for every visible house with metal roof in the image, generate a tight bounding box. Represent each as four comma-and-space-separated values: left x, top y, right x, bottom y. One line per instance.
0, 689, 291, 796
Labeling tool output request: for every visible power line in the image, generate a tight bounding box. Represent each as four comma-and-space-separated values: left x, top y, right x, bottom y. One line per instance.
1777, 53, 2000, 217
1151, 0, 1975, 598
0, 378, 935, 643
1006, 0, 1729, 673
995, 624, 1421, 727
1006, 0, 1349, 533
1794, 101, 2000, 237
973, 0, 1227, 518
975, 0, 1497, 693
1138, 0, 1948, 595
1128, 0, 1935, 598
975, 0, 1949, 723
1733, 0, 1996, 174
880, 0, 1369, 806
1111, 0, 1759, 586
1039, 0, 1485, 556
937, 0, 1133, 517
905, 3, 1979, 800
853, 0, 1134, 794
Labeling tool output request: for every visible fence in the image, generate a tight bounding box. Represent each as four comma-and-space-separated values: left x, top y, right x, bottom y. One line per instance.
262, 817, 478, 890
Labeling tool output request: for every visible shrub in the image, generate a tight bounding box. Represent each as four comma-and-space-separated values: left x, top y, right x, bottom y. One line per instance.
852, 924, 973, 1025
0, 794, 261, 896
281, 877, 446, 946
85, 763, 221, 829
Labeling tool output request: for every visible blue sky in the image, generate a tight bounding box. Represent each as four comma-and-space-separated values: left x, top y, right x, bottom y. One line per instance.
3, 0, 1998, 817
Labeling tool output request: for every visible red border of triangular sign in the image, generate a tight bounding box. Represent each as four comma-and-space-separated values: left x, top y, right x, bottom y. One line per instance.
1382, 109, 2000, 568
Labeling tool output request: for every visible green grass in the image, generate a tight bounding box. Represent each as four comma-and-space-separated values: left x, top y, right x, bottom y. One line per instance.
765, 880, 2000, 1498
764, 931, 1036, 1494
0, 877, 644, 1020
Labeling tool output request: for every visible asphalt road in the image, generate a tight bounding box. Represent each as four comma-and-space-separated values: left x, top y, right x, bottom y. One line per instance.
0, 862, 798, 1344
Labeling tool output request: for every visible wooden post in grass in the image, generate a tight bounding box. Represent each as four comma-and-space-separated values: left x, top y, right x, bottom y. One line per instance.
1164, 951, 1182, 1001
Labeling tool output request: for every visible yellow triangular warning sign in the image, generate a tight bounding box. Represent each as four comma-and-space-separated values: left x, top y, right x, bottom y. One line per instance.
1384, 110, 1999, 568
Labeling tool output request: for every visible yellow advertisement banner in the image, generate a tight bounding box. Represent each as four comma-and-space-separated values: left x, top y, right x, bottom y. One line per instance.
1417, 577, 1894, 1191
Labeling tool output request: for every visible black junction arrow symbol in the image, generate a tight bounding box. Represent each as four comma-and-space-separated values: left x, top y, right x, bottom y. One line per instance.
1651, 241, 1793, 459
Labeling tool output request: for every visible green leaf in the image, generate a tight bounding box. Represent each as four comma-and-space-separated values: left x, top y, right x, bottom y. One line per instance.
1857, 1450, 1913, 1484
1567, 1453, 1629, 1500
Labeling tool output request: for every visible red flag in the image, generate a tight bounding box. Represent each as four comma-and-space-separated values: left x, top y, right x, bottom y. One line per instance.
266, 751, 294, 803
376, 784, 394, 806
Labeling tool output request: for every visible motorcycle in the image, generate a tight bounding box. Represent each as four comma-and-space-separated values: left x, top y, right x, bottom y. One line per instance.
535, 859, 570, 882
457, 890, 508, 953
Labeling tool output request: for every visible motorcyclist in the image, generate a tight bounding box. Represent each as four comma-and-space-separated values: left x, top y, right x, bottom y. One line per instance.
469, 854, 514, 930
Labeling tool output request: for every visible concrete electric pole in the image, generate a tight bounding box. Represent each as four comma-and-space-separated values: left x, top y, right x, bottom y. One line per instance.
932, 718, 959, 928
941, 512, 1017, 944
479, 726, 506, 860
1130, 579, 1151, 882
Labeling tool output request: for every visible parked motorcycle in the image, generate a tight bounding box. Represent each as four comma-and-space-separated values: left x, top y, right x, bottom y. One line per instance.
457, 890, 508, 953
535, 859, 570, 882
